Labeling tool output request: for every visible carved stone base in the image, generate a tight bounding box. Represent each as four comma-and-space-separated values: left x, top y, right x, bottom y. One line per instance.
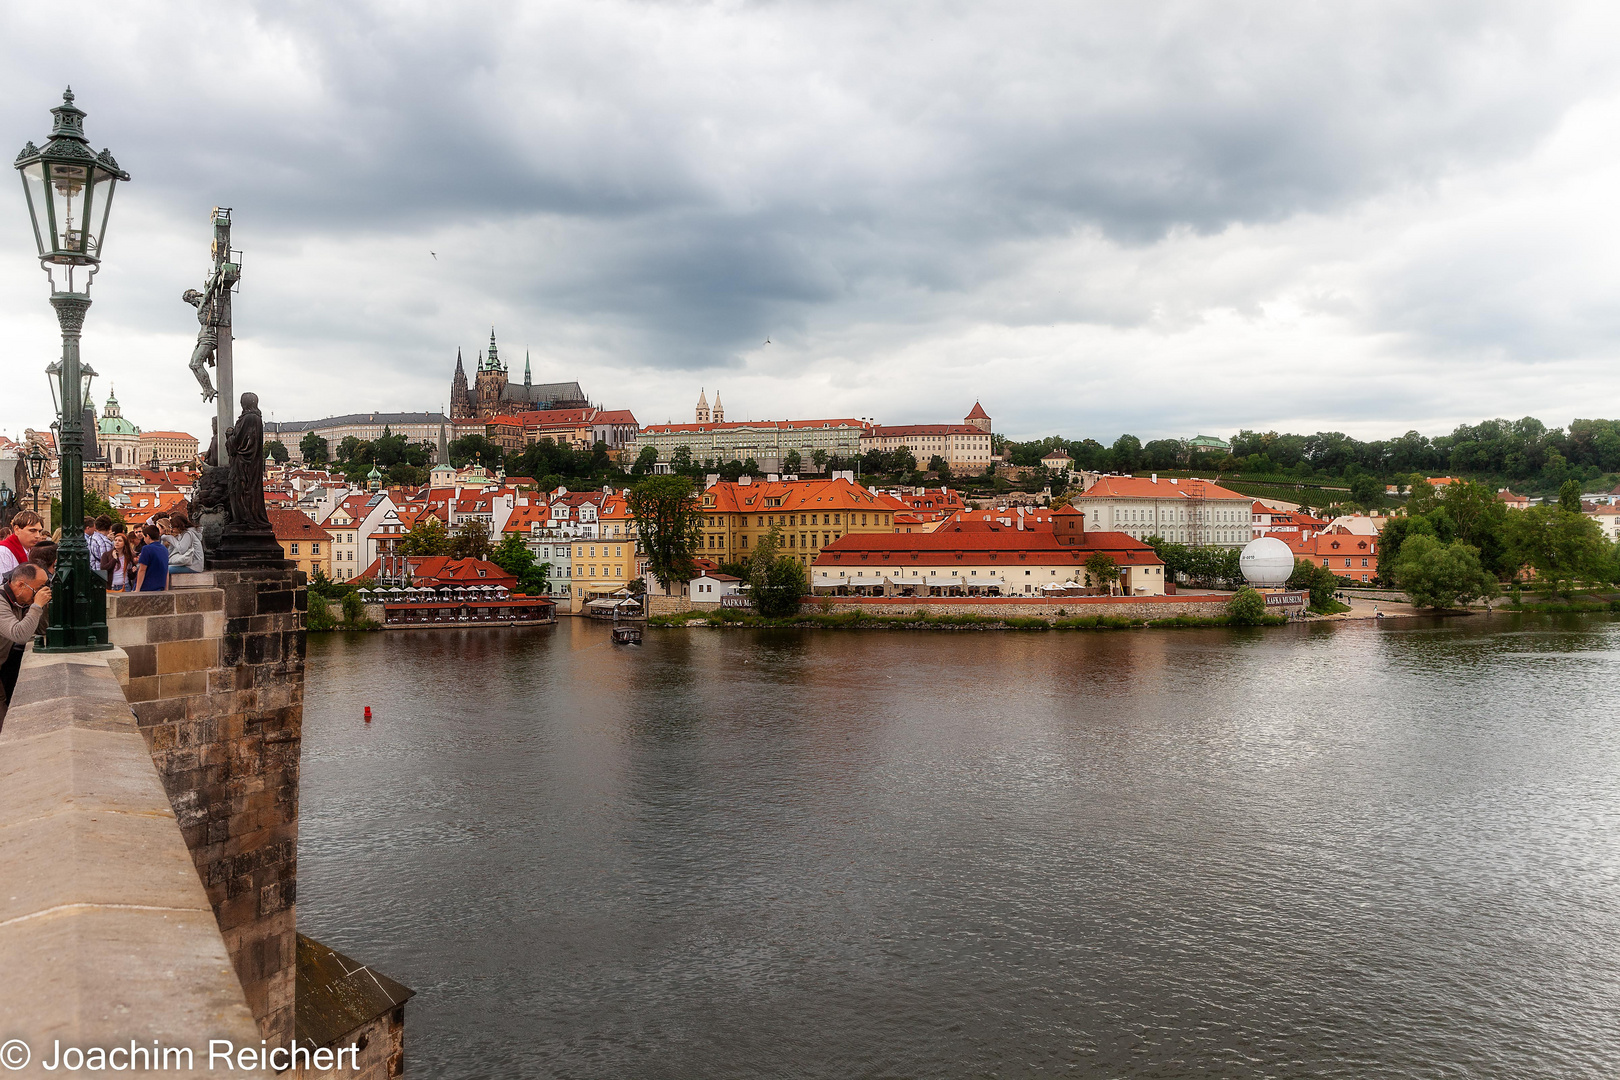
213, 524, 291, 568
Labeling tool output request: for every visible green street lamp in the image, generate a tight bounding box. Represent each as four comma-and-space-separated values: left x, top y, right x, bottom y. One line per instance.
15, 88, 129, 651
26, 444, 47, 512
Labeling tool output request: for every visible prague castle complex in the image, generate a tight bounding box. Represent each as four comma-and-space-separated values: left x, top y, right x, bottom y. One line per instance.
450, 329, 589, 420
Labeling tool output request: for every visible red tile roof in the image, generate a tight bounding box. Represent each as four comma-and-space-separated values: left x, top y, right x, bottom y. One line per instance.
354, 555, 516, 587
642, 418, 870, 435
815, 526, 1161, 566
269, 508, 333, 543
965, 402, 990, 420
1079, 476, 1247, 501
868, 424, 985, 437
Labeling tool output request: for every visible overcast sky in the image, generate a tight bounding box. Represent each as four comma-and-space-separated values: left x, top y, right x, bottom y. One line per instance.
3, 1, 1618, 447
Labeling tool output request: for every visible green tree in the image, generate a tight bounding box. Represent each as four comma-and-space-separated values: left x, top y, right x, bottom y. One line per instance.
748, 526, 808, 616
1226, 587, 1268, 625
1439, 481, 1512, 577
628, 475, 704, 590
1287, 557, 1341, 612
449, 434, 503, 468
299, 432, 329, 464
265, 440, 290, 464
341, 591, 366, 626
782, 450, 802, 474
336, 435, 363, 463
401, 516, 450, 557
1392, 535, 1497, 609
1084, 551, 1120, 590
1506, 505, 1608, 596
631, 445, 659, 476
811, 449, 829, 473
1559, 479, 1583, 513
450, 519, 492, 560
489, 532, 552, 594
1111, 434, 1142, 472
1349, 473, 1384, 510
671, 445, 695, 475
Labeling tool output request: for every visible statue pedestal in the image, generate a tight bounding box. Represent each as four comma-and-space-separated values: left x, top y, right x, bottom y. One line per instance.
213, 524, 290, 568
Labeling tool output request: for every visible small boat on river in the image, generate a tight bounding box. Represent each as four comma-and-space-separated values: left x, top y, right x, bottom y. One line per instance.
612, 625, 642, 645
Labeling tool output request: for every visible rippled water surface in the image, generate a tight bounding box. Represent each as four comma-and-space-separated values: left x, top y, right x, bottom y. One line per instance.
299, 616, 1620, 1078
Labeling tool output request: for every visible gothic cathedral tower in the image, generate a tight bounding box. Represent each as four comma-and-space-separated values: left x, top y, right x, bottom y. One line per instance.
475, 328, 508, 418
450, 348, 472, 419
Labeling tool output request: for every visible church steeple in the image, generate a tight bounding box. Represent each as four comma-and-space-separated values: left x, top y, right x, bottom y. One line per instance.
437, 420, 449, 464
524, 351, 531, 386
487, 327, 503, 371
695, 388, 710, 424
712, 392, 724, 422
454, 348, 465, 378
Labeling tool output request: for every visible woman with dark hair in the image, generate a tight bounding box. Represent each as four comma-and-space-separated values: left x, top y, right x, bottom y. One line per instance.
163, 511, 205, 576
27, 540, 57, 579
104, 529, 136, 591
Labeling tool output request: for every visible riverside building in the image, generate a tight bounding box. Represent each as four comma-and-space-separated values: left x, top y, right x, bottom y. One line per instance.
1074, 475, 1252, 548
812, 509, 1166, 597
695, 477, 900, 568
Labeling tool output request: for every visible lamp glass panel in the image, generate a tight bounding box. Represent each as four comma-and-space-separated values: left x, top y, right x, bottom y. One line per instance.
18, 163, 48, 256
44, 162, 90, 256
45, 362, 62, 419
88, 174, 116, 260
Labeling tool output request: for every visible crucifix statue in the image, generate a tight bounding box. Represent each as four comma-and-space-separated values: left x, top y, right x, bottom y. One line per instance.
182, 207, 240, 444
183, 209, 287, 567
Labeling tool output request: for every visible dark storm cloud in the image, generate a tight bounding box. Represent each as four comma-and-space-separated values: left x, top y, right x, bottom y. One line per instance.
0, 1, 1614, 438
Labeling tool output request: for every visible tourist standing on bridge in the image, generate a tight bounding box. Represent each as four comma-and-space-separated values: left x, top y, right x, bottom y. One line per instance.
0, 510, 46, 578
0, 563, 51, 722
135, 523, 169, 592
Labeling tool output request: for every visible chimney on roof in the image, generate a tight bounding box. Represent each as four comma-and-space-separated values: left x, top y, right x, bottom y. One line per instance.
1151, 473, 1157, 483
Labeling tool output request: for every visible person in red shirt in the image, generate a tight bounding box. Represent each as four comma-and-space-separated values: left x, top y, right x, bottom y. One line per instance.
0, 511, 46, 579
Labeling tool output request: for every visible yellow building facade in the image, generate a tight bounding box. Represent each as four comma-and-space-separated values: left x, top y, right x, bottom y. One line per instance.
696, 478, 898, 568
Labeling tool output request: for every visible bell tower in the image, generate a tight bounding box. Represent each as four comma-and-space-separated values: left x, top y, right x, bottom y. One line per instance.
695, 389, 710, 424
474, 328, 509, 418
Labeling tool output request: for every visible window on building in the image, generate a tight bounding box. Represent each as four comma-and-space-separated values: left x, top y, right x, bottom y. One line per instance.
290, 543, 299, 554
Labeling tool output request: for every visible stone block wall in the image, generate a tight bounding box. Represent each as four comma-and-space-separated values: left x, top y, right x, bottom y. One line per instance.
108, 568, 307, 1050
0, 648, 268, 1076
797, 595, 1234, 621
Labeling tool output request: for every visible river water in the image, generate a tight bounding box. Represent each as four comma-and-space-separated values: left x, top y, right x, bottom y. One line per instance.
299, 615, 1620, 1078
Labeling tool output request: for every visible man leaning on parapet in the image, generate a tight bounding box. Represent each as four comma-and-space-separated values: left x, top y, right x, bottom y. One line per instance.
0, 563, 51, 726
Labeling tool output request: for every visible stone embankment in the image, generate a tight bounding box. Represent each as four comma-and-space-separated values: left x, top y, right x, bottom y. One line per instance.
652, 593, 1234, 622
799, 595, 1234, 621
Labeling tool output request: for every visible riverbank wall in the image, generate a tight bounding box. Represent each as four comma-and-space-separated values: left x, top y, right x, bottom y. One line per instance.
649, 593, 1235, 621
797, 595, 1234, 620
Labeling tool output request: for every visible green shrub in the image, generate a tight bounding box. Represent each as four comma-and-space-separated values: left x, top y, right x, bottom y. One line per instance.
1226, 587, 1268, 625
341, 592, 365, 625
306, 601, 337, 632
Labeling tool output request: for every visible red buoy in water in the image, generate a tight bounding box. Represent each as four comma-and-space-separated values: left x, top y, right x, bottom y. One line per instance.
364, 706, 372, 723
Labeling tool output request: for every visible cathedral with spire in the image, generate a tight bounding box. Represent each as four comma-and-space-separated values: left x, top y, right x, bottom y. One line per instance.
449, 328, 589, 420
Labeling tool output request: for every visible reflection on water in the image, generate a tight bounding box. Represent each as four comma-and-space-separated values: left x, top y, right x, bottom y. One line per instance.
299, 615, 1620, 1078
